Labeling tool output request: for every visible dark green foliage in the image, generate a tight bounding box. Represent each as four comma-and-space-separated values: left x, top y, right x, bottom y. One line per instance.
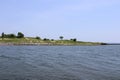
1, 32, 24, 38
43, 38, 49, 41
1, 32, 16, 38
17, 32, 24, 38
51, 39, 54, 41
1, 32, 4, 38
7, 34, 16, 38
101, 43, 107, 45
70, 38, 77, 42
73, 38, 77, 42
59, 36, 63, 40
43, 38, 47, 41
36, 36, 41, 39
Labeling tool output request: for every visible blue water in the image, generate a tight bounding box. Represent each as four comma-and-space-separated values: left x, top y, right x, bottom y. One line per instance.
0, 45, 120, 80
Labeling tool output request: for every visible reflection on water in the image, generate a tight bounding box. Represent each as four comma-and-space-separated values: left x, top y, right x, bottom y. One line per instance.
0, 45, 120, 80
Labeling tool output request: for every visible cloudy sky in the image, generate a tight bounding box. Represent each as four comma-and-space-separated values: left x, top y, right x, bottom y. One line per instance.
0, 0, 120, 42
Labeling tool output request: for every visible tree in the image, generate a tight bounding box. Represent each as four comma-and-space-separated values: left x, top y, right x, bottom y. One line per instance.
1, 33, 16, 38
1, 32, 5, 40
17, 32, 24, 38
36, 36, 41, 39
8, 34, 16, 38
43, 38, 49, 41
70, 38, 77, 42
1, 32, 5, 38
51, 39, 54, 41
43, 38, 47, 41
73, 38, 77, 42
59, 36, 63, 40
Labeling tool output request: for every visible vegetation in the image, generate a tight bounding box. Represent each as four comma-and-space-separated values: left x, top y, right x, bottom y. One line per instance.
1, 32, 4, 39
59, 36, 64, 40
51, 39, 54, 41
17, 32, 24, 38
36, 36, 41, 40
0, 32, 104, 46
1, 32, 24, 38
70, 38, 77, 42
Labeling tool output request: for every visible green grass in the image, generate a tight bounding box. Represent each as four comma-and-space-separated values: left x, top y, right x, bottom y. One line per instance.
0, 37, 102, 45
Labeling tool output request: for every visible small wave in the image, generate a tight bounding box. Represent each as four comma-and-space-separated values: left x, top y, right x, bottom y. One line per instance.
0, 78, 36, 80
0, 55, 21, 60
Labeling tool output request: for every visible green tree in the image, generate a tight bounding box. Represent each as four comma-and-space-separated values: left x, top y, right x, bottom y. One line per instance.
1, 32, 4, 38
51, 39, 54, 41
59, 36, 63, 40
1, 32, 5, 40
36, 36, 41, 39
70, 38, 77, 42
43, 38, 49, 41
17, 32, 24, 38
8, 34, 16, 38
73, 38, 77, 42
43, 38, 47, 41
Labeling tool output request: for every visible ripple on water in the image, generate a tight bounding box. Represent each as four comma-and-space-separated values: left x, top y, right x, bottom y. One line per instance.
0, 45, 120, 80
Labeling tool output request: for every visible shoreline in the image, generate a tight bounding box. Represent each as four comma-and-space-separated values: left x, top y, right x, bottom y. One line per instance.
0, 38, 106, 46
0, 43, 105, 46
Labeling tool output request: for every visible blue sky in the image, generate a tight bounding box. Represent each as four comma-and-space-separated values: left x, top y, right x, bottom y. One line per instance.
0, 0, 120, 42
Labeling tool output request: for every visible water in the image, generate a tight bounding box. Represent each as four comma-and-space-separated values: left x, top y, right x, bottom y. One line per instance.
0, 45, 120, 80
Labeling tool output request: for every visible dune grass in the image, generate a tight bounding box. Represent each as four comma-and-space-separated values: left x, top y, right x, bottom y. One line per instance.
0, 37, 102, 45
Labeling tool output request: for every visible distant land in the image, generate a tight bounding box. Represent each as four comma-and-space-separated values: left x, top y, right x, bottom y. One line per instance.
0, 32, 106, 46
105, 43, 120, 45
0, 38, 104, 46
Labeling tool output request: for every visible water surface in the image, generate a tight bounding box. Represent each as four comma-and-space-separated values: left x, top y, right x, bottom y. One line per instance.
0, 45, 120, 80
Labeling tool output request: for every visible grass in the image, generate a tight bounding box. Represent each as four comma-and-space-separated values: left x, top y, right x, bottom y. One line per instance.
0, 37, 102, 45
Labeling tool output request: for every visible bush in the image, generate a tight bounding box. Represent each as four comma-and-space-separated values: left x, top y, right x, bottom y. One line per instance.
73, 38, 77, 42
59, 36, 63, 40
43, 38, 49, 41
1, 33, 16, 38
36, 36, 41, 39
17, 32, 24, 38
51, 39, 54, 41
1, 32, 5, 38
70, 38, 77, 42
8, 34, 16, 38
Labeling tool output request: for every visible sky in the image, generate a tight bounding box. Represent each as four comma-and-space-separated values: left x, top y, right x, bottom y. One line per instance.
0, 0, 120, 43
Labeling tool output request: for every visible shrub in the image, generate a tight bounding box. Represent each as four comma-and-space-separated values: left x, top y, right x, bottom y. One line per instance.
36, 36, 41, 39
17, 32, 24, 38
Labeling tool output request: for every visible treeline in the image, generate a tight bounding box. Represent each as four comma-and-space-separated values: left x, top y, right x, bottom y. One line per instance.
1, 32, 24, 38
0, 32, 77, 42
59, 36, 77, 42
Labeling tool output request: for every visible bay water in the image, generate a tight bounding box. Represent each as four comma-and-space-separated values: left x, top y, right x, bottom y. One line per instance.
0, 45, 120, 80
